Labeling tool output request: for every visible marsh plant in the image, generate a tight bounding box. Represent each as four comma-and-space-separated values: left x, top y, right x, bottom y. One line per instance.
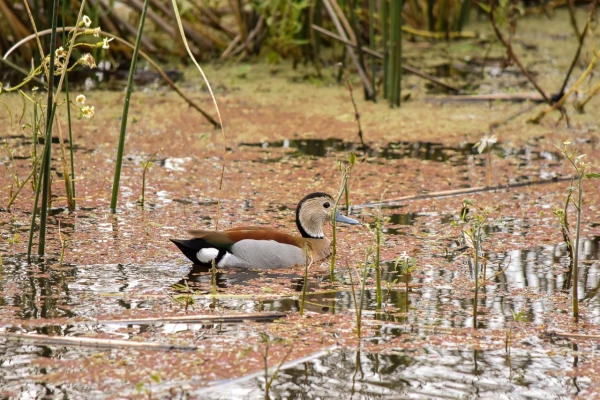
370, 194, 388, 310
554, 141, 599, 319
300, 244, 312, 316
330, 152, 356, 282
137, 151, 158, 207
454, 199, 491, 329
255, 332, 293, 400
0, 9, 110, 260
394, 252, 417, 312
474, 135, 497, 187
171, 280, 197, 311
356, 246, 374, 338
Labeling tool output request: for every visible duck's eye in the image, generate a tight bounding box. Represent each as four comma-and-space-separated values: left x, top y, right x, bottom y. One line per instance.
323, 202, 330, 208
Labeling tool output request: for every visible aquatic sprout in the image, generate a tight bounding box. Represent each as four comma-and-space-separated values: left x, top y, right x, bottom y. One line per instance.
58, 221, 66, 265
330, 153, 356, 282
356, 246, 373, 338
137, 151, 158, 207
300, 245, 312, 316
474, 135, 497, 187
456, 199, 490, 329
171, 280, 196, 311
372, 194, 386, 310
394, 251, 416, 312
256, 332, 293, 399
555, 141, 600, 320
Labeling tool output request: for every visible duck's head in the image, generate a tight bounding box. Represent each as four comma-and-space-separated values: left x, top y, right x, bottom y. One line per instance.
296, 192, 360, 239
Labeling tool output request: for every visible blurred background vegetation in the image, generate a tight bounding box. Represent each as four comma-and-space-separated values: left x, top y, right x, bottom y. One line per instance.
0, 0, 597, 106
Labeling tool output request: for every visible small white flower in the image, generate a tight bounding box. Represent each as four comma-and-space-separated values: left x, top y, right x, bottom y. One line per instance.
55, 46, 66, 59
82, 15, 92, 27
563, 140, 571, 145
475, 135, 497, 154
81, 105, 95, 119
80, 53, 96, 69
92, 27, 101, 37
102, 37, 114, 50
76, 94, 86, 106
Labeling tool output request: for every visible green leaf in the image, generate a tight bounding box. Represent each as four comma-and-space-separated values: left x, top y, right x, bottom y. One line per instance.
150, 372, 161, 383
585, 173, 600, 179
349, 152, 356, 166
291, 39, 309, 46
477, 2, 490, 12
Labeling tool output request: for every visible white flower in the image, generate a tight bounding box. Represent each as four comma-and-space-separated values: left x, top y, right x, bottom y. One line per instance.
55, 46, 66, 59
92, 27, 101, 37
81, 105, 95, 119
475, 135, 497, 154
102, 37, 113, 50
80, 53, 96, 69
563, 140, 571, 145
76, 94, 86, 106
82, 15, 92, 27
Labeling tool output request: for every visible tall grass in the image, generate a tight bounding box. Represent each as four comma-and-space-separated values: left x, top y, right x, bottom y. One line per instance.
37, 0, 60, 256
110, 0, 150, 213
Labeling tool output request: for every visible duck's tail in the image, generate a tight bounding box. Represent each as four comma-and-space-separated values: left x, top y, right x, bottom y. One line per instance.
170, 238, 227, 266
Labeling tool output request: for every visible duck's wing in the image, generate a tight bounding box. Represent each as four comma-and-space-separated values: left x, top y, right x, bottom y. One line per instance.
187, 227, 302, 248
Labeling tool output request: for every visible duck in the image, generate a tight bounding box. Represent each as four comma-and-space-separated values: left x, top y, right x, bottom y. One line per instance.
170, 192, 360, 269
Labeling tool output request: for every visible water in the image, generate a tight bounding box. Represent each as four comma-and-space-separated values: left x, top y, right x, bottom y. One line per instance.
198, 346, 587, 399
1, 137, 596, 397
238, 138, 561, 169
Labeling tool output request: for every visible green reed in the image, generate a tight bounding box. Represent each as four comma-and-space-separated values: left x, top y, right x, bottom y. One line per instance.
137, 151, 158, 207
37, 0, 61, 256
356, 246, 373, 338
110, 0, 150, 213
300, 245, 310, 316
330, 153, 356, 282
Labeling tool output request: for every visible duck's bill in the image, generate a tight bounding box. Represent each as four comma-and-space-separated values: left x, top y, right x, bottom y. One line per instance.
335, 210, 360, 225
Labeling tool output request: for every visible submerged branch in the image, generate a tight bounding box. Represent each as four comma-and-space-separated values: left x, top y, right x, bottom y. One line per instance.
355, 176, 573, 208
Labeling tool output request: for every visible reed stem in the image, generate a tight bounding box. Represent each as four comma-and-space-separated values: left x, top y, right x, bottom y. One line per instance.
473, 230, 479, 329
37, 0, 60, 256
300, 245, 310, 316
381, 0, 389, 99
62, 0, 76, 209
573, 183, 581, 319
110, 0, 150, 212
375, 213, 382, 309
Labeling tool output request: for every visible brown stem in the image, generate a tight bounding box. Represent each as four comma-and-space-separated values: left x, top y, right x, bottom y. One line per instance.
356, 176, 573, 207
311, 24, 460, 92
489, 0, 551, 104
321, 0, 374, 99
341, 68, 366, 151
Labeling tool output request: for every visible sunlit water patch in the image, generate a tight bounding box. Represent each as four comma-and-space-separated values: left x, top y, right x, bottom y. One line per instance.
197, 346, 588, 399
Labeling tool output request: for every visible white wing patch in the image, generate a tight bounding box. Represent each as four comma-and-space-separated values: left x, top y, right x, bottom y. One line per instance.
196, 248, 219, 263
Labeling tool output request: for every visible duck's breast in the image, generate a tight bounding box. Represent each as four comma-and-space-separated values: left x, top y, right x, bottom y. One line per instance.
229, 239, 305, 269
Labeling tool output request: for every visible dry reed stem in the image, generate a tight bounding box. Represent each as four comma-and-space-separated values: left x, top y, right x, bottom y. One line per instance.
311, 24, 459, 92
356, 176, 573, 208
170, 0, 226, 230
